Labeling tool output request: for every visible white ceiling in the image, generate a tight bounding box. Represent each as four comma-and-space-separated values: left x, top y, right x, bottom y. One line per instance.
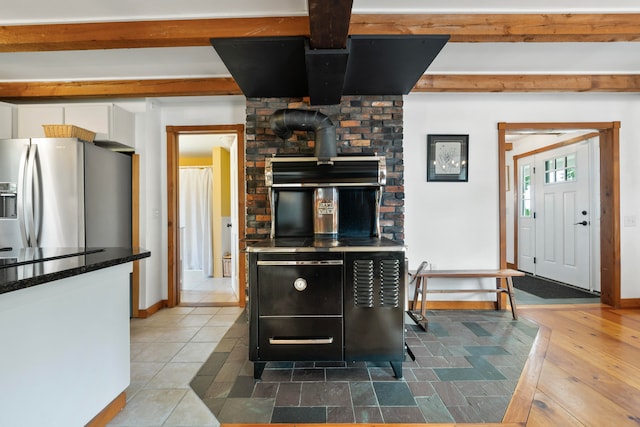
1, 1, 640, 83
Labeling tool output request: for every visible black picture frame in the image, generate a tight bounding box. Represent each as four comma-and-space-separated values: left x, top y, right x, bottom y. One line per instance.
426, 134, 469, 182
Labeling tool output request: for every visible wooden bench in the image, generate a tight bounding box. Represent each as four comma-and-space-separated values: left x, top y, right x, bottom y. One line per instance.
407, 268, 524, 331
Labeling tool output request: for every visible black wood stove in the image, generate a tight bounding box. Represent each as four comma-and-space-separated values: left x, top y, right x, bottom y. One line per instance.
247, 109, 406, 379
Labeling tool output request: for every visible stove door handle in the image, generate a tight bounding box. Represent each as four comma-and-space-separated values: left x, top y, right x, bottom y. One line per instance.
257, 260, 343, 266
269, 337, 334, 345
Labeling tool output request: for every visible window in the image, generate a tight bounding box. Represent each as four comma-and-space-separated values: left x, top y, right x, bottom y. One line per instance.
520, 164, 532, 217
545, 153, 576, 184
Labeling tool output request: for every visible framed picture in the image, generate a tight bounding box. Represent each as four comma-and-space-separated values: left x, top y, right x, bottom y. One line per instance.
426, 134, 469, 182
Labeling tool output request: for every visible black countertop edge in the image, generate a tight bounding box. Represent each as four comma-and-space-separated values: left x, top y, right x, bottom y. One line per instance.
0, 247, 151, 296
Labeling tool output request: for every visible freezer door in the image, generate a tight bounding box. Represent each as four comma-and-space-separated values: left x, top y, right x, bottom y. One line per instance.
84, 143, 132, 247
0, 139, 29, 250
31, 138, 84, 247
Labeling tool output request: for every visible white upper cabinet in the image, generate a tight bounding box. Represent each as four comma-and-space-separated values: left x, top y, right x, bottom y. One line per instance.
16, 103, 135, 147
64, 104, 135, 147
17, 106, 64, 138
0, 102, 15, 139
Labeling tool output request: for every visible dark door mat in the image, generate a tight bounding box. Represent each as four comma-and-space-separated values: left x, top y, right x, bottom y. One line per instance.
512, 274, 599, 299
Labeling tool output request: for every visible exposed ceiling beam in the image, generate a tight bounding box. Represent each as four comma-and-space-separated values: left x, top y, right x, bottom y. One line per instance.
414, 74, 640, 92
349, 13, 640, 42
2, 74, 640, 100
0, 17, 310, 52
0, 78, 242, 99
1, 13, 639, 52
308, 0, 353, 49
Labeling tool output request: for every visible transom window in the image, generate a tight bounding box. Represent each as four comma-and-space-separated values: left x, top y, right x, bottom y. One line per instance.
545, 153, 576, 184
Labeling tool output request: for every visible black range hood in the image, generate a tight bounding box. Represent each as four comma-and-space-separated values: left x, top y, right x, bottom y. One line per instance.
210, 35, 449, 105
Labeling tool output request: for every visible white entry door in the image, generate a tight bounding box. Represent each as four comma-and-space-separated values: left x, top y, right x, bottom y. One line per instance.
518, 142, 592, 289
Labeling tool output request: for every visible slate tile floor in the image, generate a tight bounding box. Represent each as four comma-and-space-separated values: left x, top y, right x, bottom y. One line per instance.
191, 310, 538, 424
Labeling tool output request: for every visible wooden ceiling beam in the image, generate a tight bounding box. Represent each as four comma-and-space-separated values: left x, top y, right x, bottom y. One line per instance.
2, 74, 640, 100
1, 13, 639, 52
349, 13, 640, 42
0, 17, 310, 52
414, 74, 640, 92
308, 0, 353, 49
0, 78, 242, 99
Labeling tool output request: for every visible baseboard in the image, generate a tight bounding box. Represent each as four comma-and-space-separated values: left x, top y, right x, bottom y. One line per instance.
85, 391, 126, 427
411, 300, 498, 310
179, 302, 240, 307
620, 298, 640, 308
137, 299, 167, 318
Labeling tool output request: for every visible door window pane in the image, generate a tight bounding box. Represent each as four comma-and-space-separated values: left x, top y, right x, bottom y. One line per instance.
544, 153, 576, 184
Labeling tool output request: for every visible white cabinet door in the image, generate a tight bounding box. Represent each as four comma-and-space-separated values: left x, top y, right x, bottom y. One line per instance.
64, 105, 110, 141
16, 104, 134, 146
109, 104, 135, 147
65, 104, 134, 147
0, 102, 14, 139
17, 106, 64, 138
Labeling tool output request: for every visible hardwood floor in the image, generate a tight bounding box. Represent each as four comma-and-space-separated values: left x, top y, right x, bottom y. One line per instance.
223, 304, 640, 427
515, 304, 640, 426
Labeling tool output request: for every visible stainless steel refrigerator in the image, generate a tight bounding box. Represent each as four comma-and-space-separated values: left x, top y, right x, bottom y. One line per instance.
0, 138, 132, 251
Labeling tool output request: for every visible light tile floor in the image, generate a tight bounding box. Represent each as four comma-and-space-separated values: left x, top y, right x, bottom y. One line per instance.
181, 270, 238, 305
107, 305, 244, 427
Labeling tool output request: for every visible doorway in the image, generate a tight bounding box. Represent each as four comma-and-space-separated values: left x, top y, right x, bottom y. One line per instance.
513, 133, 599, 292
166, 125, 246, 308
499, 122, 621, 307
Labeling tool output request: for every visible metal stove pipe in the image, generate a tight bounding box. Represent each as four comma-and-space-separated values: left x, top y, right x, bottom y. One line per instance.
269, 109, 337, 161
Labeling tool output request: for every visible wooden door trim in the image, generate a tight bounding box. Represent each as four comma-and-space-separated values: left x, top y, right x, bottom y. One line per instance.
131, 153, 140, 318
166, 124, 246, 308
499, 122, 621, 307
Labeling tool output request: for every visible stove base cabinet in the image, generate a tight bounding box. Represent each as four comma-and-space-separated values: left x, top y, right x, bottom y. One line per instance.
344, 251, 405, 379
248, 249, 405, 379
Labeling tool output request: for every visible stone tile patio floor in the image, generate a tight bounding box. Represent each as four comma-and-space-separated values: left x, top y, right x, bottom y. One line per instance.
190, 310, 539, 424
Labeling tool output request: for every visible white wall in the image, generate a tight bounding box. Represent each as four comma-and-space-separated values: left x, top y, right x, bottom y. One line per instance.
137, 96, 245, 308
404, 92, 640, 299
124, 92, 640, 307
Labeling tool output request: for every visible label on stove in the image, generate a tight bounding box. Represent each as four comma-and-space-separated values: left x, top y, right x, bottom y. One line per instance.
318, 201, 335, 215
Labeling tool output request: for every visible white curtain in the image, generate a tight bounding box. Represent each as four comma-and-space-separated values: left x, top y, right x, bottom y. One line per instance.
179, 167, 213, 276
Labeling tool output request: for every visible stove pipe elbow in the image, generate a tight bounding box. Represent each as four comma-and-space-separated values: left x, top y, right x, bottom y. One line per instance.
269, 109, 337, 160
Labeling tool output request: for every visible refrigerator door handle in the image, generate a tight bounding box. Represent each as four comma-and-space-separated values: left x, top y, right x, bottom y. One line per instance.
25, 143, 38, 247
17, 144, 29, 247
32, 145, 42, 246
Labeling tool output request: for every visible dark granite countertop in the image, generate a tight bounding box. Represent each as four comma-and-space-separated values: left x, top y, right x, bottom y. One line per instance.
0, 247, 151, 295
246, 237, 405, 252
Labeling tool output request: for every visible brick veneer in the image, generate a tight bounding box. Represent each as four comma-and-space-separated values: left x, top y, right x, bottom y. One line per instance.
245, 96, 404, 243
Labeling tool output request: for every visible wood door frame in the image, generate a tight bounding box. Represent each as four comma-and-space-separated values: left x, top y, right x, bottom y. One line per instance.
131, 153, 140, 318
499, 122, 620, 307
166, 124, 246, 308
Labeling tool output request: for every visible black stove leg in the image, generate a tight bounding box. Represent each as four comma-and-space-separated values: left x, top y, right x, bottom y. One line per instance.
390, 361, 403, 379
253, 362, 266, 379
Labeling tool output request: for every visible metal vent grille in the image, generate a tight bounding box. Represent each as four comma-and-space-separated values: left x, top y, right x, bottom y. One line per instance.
379, 259, 400, 307
353, 259, 374, 307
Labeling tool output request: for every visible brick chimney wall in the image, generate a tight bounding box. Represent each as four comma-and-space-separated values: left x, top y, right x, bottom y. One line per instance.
244, 95, 404, 243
